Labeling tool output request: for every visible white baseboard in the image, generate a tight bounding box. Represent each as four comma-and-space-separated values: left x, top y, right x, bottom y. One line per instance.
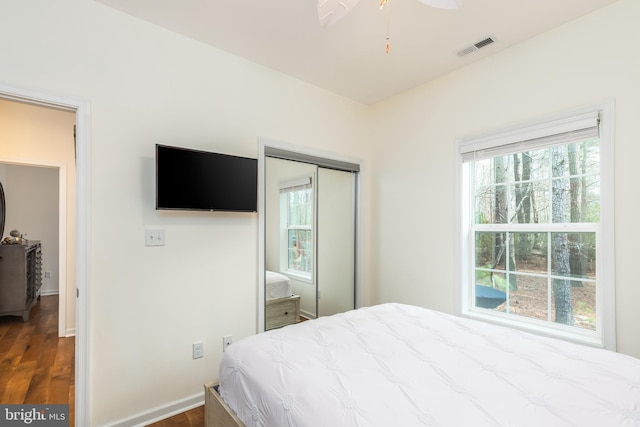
104, 392, 204, 427
300, 310, 316, 320
40, 289, 59, 296
65, 328, 76, 337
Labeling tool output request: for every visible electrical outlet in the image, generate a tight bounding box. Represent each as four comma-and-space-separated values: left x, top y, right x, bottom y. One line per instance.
223, 335, 232, 352
145, 229, 166, 247
192, 341, 204, 359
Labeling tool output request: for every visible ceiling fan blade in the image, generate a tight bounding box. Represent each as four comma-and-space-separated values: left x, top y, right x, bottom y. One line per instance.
318, 0, 362, 27
417, 0, 462, 10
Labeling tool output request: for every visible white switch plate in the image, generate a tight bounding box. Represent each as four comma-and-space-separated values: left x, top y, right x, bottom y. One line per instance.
145, 229, 165, 246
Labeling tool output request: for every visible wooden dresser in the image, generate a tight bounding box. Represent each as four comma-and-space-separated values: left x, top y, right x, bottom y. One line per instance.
0, 241, 42, 321
266, 294, 300, 329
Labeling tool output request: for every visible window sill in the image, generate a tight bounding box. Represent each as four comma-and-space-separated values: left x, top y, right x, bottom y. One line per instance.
460, 308, 605, 350
282, 271, 313, 285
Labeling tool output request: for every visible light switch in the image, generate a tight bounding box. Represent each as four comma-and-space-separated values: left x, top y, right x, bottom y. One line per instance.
145, 229, 165, 246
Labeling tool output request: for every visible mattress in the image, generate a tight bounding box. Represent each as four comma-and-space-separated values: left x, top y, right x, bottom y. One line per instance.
219, 303, 640, 427
265, 271, 292, 300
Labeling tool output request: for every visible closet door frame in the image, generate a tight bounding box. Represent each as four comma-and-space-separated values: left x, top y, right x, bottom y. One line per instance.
257, 138, 362, 333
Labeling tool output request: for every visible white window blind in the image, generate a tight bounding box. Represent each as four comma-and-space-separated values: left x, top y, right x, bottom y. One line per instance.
279, 177, 312, 193
460, 111, 600, 162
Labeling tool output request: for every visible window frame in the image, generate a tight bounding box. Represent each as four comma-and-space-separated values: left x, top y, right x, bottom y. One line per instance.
455, 101, 615, 350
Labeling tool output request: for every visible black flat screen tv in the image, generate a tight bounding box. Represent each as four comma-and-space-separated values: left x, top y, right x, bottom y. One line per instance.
156, 144, 257, 212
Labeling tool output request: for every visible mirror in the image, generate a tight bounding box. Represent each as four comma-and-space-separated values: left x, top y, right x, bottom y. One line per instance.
263, 153, 357, 330
265, 157, 318, 324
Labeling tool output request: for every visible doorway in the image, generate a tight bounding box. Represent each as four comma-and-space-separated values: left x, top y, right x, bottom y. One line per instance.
0, 85, 89, 426
0, 99, 73, 337
258, 140, 360, 331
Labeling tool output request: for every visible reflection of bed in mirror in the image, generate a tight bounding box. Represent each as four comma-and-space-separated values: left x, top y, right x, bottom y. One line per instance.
265, 271, 292, 300
265, 271, 300, 330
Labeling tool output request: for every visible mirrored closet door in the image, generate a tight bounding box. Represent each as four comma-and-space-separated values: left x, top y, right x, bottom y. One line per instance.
263, 149, 358, 330
316, 167, 355, 317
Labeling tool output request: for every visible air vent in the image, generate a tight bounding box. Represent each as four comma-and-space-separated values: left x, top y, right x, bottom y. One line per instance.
457, 36, 496, 57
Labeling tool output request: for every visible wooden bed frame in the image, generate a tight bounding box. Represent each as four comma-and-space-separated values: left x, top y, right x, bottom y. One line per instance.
204, 381, 245, 427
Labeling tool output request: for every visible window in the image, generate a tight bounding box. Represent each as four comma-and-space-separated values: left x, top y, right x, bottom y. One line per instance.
280, 177, 313, 279
457, 104, 615, 349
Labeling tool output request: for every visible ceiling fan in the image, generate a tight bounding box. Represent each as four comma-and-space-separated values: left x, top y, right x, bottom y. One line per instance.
318, 0, 461, 27
318, 0, 461, 52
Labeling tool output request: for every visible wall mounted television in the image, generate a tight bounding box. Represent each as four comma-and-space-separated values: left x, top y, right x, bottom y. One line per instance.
156, 144, 257, 212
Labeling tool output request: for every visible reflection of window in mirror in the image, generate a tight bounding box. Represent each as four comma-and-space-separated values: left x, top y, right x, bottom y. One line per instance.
279, 177, 313, 281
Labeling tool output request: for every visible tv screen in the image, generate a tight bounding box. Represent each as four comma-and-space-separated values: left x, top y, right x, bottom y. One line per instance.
156, 144, 257, 212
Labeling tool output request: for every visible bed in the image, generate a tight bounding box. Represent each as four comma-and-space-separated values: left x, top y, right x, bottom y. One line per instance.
265, 270, 292, 300
208, 303, 640, 426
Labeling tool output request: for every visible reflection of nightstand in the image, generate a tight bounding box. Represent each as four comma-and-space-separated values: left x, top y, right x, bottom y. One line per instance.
266, 295, 301, 329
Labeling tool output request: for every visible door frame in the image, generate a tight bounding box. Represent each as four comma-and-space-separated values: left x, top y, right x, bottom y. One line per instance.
257, 137, 363, 332
0, 83, 90, 426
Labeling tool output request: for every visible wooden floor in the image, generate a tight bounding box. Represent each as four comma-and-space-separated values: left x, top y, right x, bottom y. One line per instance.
147, 406, 204, 427
0, 295, 74, 423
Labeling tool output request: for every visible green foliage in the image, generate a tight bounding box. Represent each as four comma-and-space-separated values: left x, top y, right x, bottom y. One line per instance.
475, 232, 494, 263
475, 211, 490, 225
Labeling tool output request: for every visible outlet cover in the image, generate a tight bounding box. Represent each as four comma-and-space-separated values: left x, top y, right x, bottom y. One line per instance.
192, 341, 204, 359
223, 335, 232, 352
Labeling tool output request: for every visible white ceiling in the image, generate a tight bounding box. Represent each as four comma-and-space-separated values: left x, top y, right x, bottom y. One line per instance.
95, 0, 618, 105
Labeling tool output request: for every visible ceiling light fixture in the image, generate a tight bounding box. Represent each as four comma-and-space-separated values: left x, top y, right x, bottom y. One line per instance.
318, 0, 462, 53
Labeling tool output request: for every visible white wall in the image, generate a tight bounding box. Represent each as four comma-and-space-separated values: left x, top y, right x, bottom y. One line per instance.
3, 164, 60, 294
368, 0, 640, 358
0, 0, 370, 425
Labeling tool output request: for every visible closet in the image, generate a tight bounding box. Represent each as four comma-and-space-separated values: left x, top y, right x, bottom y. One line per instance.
263, 148, 358, 329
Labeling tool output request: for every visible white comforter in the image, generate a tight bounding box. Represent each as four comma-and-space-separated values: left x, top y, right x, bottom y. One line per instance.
265, 271, 292, 300
219, 303, 640, 426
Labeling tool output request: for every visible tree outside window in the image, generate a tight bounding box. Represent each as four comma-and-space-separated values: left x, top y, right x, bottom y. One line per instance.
458, 107, 614, 348
473, 140, 599, 330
